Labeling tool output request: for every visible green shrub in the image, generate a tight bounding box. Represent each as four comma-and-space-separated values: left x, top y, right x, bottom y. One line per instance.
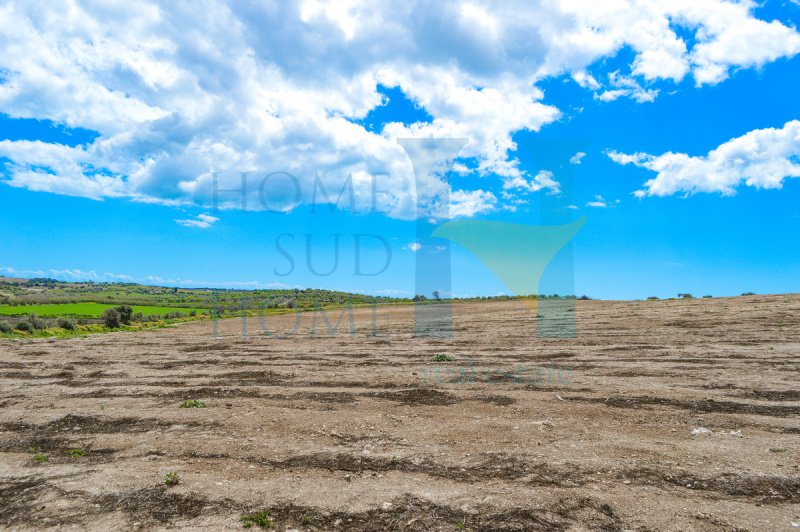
57, 318, 77, 330
0, 321, 12, 333
164, 471, 180, 486
646, 296, 659, 300
67, 448, 86, 458
34, 453, 49, 463
101, 308, 121, 328
180, 399, 206, 408
432, 354, 455, 362
15, 321, 34, 333
26, 312, 47, 330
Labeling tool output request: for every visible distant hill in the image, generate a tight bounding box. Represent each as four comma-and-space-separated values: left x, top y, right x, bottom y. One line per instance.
0, 275, 586, 316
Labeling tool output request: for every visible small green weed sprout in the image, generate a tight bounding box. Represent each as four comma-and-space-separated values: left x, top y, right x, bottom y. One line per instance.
67, 448, 86, 458
432, 354, 455, 362
241, 510, 273, 528
164, 471, 180, 486
179, 399, 206, 408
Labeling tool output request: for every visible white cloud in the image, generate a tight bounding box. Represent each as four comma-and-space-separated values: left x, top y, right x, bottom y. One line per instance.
0, 265, 295, 289
686, 1, 800, 85
0, 1, 796, 218
572, 72, 601, 90
569, 152, 586, 165
556, 0, 800, 88
449, 189, 498, 217
0, 266, 134, 283
609, 120, 800, 197
595, 72, 659, 103
175, 213, 219, 229
585, 195, 621, 208
586, 195, 608, 208
407, 242, 422, 252
607, 150, 646, 166
503, 170, 560, 194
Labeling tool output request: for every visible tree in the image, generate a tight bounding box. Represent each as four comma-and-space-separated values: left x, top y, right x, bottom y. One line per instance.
115, 305, 133, 325
432, 290, 441, 301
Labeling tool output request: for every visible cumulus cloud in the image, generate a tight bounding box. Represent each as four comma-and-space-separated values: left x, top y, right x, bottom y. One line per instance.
0, 1, 797, 218
175, 213, 219, 229
558, 0, 800, 88
609, 120, 800, 197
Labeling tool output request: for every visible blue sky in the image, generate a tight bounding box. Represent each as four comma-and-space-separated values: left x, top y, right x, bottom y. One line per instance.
1, 1, 799, 299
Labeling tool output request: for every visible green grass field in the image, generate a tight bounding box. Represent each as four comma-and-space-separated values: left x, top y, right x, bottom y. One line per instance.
0, 303, 206, 318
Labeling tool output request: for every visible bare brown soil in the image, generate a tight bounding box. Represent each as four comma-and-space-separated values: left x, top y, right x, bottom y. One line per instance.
1, 295, 799, 530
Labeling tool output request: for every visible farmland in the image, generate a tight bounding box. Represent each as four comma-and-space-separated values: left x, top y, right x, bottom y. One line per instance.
0, 303, 206, 318
0, 295, 798, 530
0, 276, 409, 337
